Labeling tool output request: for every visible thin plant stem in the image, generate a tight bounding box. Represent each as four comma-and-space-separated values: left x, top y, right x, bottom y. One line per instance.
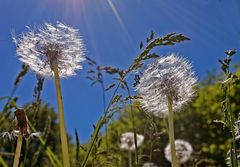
167, 95, 179, 167
53, 64, 70, 167
226, 65, 238, 166
0, 155, 8, 167
13, 133, 23, 167
149, 142, 153, 162
128, 150, 132, 167
28, 121, 62, 167
127, 87, 139, 167
22, 140, 29, 166
100, 80, 109, 150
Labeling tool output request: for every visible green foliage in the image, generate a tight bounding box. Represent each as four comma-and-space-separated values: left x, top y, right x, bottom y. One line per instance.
1, 30, 239, 167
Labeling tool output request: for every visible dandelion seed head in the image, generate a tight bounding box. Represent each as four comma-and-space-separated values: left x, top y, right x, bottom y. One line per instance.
0, 130, 42, 141
164, 139, 193, 164
119, 132, 144, 151
0, 131, 17, 141
142, 162, 158, 167
14, 21, 85, 78
136, 54, 197, 117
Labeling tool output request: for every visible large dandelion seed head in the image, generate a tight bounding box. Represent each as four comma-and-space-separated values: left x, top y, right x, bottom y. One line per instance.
142, 162, 158, 167
136, 54, 197, 118
14, 21, 85, 78
119, 132, 144, 151
164, 139, 193, 164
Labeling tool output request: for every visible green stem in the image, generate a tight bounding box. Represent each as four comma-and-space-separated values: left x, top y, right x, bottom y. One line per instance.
53, 64, 70, 167
167, 95, 179, 167
0, 155, 8, 167
226, 68, 238, 166
100, 81, 109, 150
128, 150, 132, 167
28, 121, 62, 167
13, 133, 23, 167
127, 88, 138, 167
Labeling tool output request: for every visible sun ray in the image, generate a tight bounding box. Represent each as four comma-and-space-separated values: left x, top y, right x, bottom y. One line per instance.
106, 0, 127, 32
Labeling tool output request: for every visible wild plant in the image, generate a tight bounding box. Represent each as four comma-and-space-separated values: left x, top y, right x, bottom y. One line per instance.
83, 32, 190, 166
218, 49, 240, 166
136, 54, 197, 167
13, 22, 85, 167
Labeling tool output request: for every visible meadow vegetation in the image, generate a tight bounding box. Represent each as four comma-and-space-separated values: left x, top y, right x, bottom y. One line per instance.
0, 22, 239, 167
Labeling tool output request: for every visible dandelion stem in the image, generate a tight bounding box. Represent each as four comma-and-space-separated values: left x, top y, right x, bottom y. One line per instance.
167, 95, 179, 167
53, 63, 70, 167
128, 150, 132, 167
13, 133, 23, 167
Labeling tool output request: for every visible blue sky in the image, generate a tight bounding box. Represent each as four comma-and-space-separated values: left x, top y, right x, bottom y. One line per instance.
0, 0, 240, 142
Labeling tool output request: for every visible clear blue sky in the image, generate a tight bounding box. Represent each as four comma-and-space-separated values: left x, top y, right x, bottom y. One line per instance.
0, 0, 240, 142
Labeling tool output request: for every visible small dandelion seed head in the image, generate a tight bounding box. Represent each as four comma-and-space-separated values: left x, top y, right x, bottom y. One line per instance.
142, 162, 158, 167
136, 53, 197, 118
119, 132, 144, 151
164, 139, 193, 164
0, 131, 17, 141
0, 130, 41, 141
14, 21, 85, 78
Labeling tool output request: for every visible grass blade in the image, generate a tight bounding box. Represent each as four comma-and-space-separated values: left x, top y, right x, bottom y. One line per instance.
82, 117, 103, 167
0, 155, 7, 167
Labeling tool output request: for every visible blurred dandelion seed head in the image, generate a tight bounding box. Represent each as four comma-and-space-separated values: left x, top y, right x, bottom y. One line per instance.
136, 53, 197, 118
14, 21, 85, 78
0, 130, 41, 141
119, 132, 144, 151
142, 162, 158, 167
164, 139, 193, 164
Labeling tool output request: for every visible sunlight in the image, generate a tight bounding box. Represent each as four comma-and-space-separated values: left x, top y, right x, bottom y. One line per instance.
106, 0, 127, 32
42, 0, 85, 18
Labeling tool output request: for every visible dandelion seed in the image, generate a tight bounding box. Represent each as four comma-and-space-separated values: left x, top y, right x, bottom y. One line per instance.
136, 53, 197, 118
164, 139, 193, 164
14, 21, 85, 78
0, 130, 41, 141
142, 162, 158, 167
0, 131, 17, 141
119, 132, 144, 151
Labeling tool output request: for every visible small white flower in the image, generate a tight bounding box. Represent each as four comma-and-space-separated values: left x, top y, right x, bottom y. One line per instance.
136, 53, 197, 118
142, 162, 158, 167
164, 139, 193, 164
14, 21, 85, 78
119, 132, 144, 151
